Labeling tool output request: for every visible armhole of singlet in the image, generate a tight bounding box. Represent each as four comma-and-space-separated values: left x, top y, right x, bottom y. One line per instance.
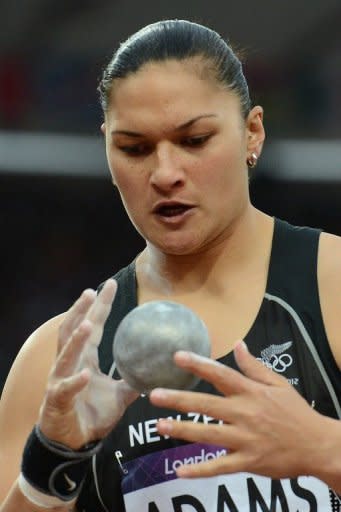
92, 263, 138, 512
97, 261, 138, 374
267, 218, 341, 401
267, 218, 321, 319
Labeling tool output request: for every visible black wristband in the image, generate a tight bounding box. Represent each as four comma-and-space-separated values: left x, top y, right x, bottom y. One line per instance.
21, 425, 102, 502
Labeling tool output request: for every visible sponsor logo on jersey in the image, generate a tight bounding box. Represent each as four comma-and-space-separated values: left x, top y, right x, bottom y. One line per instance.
64, 473, 77, 491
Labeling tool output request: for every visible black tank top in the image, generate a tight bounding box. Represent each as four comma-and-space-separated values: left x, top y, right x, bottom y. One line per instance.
76, 218, 341, 512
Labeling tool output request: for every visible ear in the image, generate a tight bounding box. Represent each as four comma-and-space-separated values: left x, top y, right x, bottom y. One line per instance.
246, 106, 265, 158
100, 122, 106, 135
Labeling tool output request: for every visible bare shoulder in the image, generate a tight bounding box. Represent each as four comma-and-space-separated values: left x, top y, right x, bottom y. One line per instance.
0, 312, 67, 502
318, 232, 341, 368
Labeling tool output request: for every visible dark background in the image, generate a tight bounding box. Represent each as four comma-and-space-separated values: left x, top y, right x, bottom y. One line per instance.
1, 1, 340, 392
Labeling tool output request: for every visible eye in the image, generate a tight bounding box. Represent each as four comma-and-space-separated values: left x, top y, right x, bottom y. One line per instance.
182, 134, 211, 148
117, 143, 152, 156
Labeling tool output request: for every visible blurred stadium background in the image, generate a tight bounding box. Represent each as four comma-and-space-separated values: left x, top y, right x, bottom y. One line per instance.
1, 0, 340, 391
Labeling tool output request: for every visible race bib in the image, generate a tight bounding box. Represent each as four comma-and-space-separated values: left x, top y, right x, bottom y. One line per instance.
121, 443, 338, 511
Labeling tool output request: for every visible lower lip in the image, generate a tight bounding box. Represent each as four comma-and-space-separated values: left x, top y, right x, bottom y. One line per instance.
154, 208, 195, 225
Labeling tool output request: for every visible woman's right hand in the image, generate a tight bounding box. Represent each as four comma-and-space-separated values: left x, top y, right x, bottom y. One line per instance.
38, 279, 138, 450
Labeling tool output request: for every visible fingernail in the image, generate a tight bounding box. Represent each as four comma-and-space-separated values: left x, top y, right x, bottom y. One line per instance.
157, 418, 173, 434
176, 466, 188, 477
150, 388, 170, 400
175, 350, 192, 362
176, 350, 191, 359
235, 340, 248, 352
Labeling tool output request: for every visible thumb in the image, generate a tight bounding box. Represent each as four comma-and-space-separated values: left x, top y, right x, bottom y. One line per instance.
115, 380, 140, 408
234, 341, 289, 387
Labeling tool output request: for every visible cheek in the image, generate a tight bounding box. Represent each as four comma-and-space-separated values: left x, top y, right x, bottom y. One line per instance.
107, 151, 133, 188
114, 173, 137, 202
109, 160, 147, 214
198, 145, 244, 190
105, 142, 133, 184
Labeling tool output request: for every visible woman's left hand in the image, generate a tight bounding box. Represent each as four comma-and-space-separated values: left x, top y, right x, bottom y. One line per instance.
149, 341, 331, 481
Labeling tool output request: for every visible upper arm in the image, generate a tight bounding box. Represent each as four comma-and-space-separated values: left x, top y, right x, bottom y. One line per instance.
318, 232, 341, 368
0, 313, 66, 504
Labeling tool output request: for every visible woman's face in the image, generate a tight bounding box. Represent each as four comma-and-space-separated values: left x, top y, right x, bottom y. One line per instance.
103, 59, 264, 255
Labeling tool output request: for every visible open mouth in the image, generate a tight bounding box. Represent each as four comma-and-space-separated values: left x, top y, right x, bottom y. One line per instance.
156, 204, 192, 217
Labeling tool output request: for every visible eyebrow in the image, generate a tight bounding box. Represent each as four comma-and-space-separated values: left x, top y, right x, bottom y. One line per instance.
110, 114, 218, 137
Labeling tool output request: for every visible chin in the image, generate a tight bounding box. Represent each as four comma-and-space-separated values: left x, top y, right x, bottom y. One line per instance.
153, 236, 203, 256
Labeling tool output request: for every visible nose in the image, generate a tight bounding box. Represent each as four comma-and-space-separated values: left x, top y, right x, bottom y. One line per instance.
150, 141, 185, 191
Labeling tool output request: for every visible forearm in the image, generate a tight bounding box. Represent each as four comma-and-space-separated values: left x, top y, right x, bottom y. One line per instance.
0, 282, 128, 512
0, 481, 76, 512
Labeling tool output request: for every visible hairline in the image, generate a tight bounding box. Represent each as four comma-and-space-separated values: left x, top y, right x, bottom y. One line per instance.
103, 55, 246, 116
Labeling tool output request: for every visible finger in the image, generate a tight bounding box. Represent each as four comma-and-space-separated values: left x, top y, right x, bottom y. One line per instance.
150, 388, 231, 421
46, 368, 91, 410
114, 380, 140, 409
175, 451, 247, 479
58, 288, 97, 352
173, 351, 254, 396
234, 340, 289, 387
82, 280, 117, 350
53, 319, 93, 378
84, 279, 117, 345
156, 418, 241, 448
53, 281, 118, 380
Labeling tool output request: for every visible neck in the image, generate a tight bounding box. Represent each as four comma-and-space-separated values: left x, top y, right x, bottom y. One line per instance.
136, 206, 274, 296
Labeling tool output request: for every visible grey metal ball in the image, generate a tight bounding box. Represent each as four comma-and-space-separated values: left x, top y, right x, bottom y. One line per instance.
113, 301, 211, 393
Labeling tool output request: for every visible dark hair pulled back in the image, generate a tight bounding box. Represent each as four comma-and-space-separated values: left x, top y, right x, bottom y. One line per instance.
98, 19, 251, 117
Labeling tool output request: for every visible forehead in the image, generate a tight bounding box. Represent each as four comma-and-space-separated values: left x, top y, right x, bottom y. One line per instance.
106, 60, 241, 132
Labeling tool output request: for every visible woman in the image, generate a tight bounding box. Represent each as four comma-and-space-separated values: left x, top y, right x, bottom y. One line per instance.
0, 19, 340, 512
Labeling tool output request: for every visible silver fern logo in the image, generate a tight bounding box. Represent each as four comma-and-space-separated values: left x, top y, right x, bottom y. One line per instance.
257, 341, 293, 373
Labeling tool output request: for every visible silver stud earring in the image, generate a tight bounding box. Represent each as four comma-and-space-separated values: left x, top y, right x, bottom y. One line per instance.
247, 153, 258, 168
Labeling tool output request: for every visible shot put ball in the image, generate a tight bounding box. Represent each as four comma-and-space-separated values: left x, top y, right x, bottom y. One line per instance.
113, 300, 211, 393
